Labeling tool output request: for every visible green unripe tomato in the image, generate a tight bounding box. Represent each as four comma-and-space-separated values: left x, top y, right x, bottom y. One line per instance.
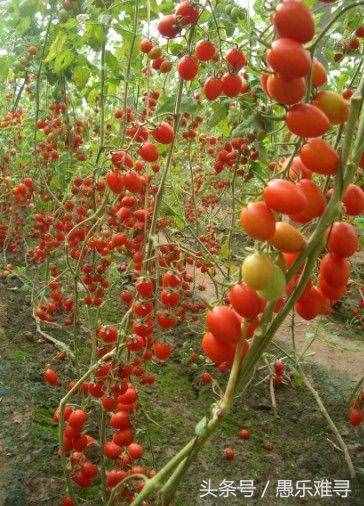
241, 253, 274, 291
260, 264, 286, 301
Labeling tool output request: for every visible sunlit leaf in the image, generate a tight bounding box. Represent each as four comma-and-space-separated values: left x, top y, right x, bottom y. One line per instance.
72, 65, 91, 89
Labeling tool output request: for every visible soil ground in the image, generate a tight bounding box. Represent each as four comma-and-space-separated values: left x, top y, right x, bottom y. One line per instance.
0, 284, 363, 505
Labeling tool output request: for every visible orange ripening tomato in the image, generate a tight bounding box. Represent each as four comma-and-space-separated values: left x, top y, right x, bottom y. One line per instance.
158, 14, 179, 38
139, 142, 159, 162
195, 39, 217, 61
266, 74, 305, 105
222, 73, 247, 98
289, 179, 325, 223
295, 292, 320, 320
299, 138, 339, 175
153, 341, 172, 361
295, 286, 328, 320
266, 38, 311, 80
175, 1, 200, 25
286, 103, 330, 138
152, 121, 174, 144
356, 25, 364, 38
263, 178, 307, 214
273, 1, 315, 44
177, 55, 199, 80
313, 91, 349, 125
317, 288, 332, 315
288, 157, 312, 180
282, 252, 300, 269
107, 170, 125, 194
246, 318, 260, 338
270, 222, 305, 252
239, 201, 276, 240
225, 47, 247, 70
203, 77, 223, 101
43, 368, 60, 386
140, 38, 154, 53
311, 58, 327, 87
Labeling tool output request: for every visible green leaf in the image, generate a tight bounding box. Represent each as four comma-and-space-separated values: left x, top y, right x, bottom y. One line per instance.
87, 87, 100, 105
16, 16, 31, 34
219, 239, 230, 260
148, 0, 159, 16
72, 65, 90, 89
303, 0, 316, 7
18, 0, 41, 16
63, 18, 78, 30
105, 51, 120, 75
158, 95, 200, 115
168, 42, 184, 56
53, 49, 74, 73
0, 56, 11, 78
84, 22, 105, 50
107, 80, 119, 95
292, 371, 304, 387
207, 101, 229, 128
163, 202, 185, 229
45, 32, 67, 63
356, 216, 364, 248
159, 0, 175, 15
344, 9, 362, 31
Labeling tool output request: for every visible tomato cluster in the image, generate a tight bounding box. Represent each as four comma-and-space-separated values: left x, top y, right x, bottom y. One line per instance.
156, 1, 249, 100
261, 1, 353, 139
199, 1, 363, 370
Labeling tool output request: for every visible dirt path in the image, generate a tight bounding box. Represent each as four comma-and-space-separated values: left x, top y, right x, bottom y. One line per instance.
278, 316, 363, 378
276, 252, 363, 378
